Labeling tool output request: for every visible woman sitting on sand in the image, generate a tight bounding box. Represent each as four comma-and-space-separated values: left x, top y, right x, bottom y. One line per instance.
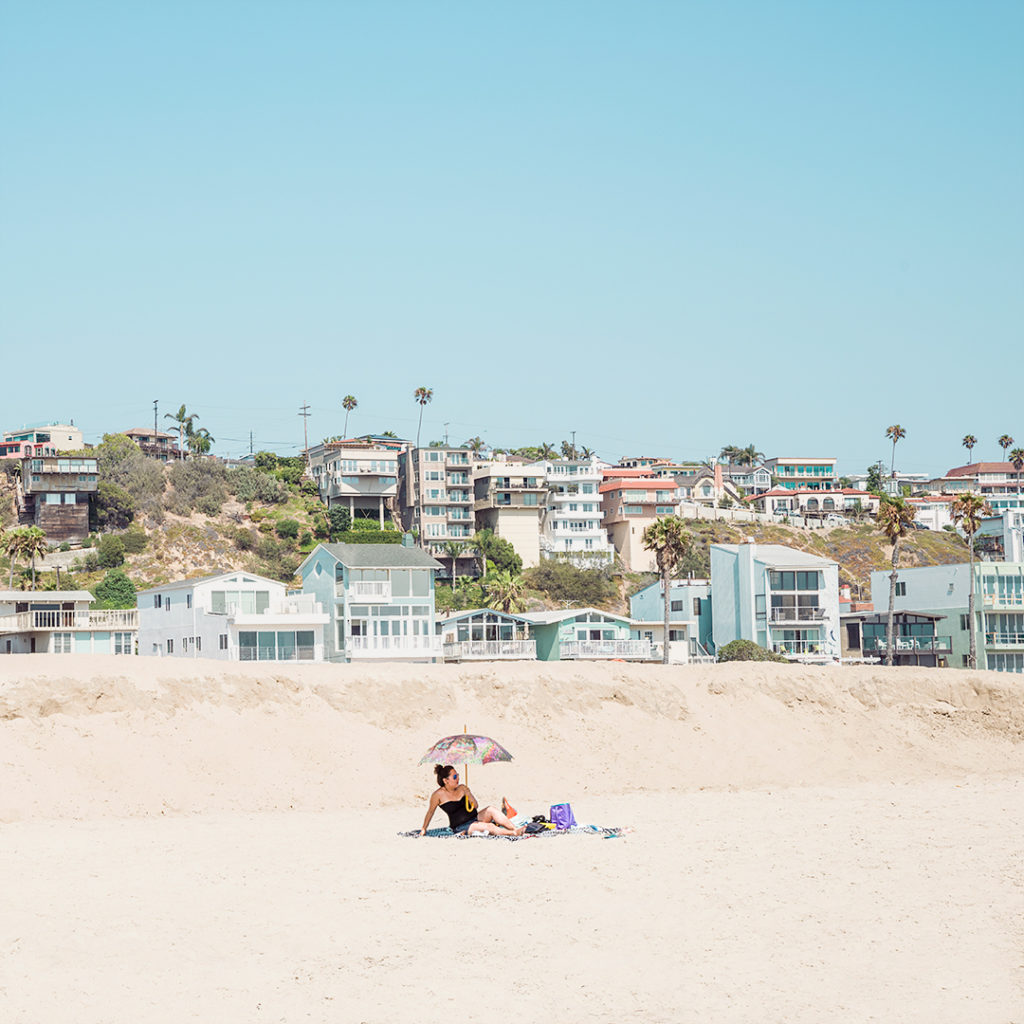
420, 764, 525, 837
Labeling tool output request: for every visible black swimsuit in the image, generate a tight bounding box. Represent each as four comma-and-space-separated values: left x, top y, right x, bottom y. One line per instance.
441, 797, 478, 833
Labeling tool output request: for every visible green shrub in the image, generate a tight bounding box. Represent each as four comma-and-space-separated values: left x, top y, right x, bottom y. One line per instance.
350, 517, 382, 531
96, 534, 125, 569
121, 526, 148, 553
335, 530, 403, 545
59, 541, 70, 553
196, 494, 224, 517
93, 568, 137, 609
276, 518, 300, 539
473, 529, 522, 575
228, 466, 287, 504
298, 531, 312, 547
716, 639, 789, 664
95, 480, 136, 530
328, 506, 352, 537
81, 536, 93, 548
168, 460, 229, 514
233, 527, 257, 551
522, 560, 617, 607
258, 520, 275, 534
312, 519, 329, 540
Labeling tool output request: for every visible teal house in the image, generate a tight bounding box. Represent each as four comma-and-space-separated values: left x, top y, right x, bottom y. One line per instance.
298, 538, 442, 663
629, 579, 714, 662
524, 608, 652, 661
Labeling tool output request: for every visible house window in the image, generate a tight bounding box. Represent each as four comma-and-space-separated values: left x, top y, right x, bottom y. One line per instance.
962, 654, 969, 667
167, 639, 174, 654
670, 600, 683, 612
113, 632, 132, 655
186, 594, 192, 609
960, 614, 969, 630
895, 582, 906, 597
53, 632, 72, 653
154, 594, 162, 609
220, 634, 228, 650
693, 598, 701, 616
165, 598, 171, 611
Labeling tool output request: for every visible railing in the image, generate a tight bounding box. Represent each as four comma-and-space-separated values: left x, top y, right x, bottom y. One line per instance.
226, 597, 324, 618
339, 581, 392, 601
443, 640, 537, 661
347, 635, 441, 655
863, 636, 953, 654
985, 633, 1024, 647
239, 645, 318, 662
560, 640, 653, 660
771, 640, 827, 655
0, 609, 138, 632
769, 607, 825, 623
982, 593, 1024, 608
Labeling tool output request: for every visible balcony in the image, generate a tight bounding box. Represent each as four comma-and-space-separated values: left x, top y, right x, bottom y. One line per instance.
346, 635, 442, 658
982, 593, 1024, 609
338, 581, 392, 601
239, 643, 320, 662
769, 607, 826, 623
770, 640, 828, 656
863, 636, 953, 654
443, 640, 536, 661
984, 632, 1024, 648
0, 608, 138, 633
559, 639, 653, 660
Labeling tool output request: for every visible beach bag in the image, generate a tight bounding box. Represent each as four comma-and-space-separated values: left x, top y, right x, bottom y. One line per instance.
549, 803, 577, 831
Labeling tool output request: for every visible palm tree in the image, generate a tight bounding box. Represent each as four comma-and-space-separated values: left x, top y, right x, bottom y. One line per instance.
876, 498, 917, 666
538, 442, 557, 460
999, 434, 1015, 463
381, 430, 398, 439
463, 436, 485, 455
962, 434, 977, 464
164, 405, 198, 459
739, 444, 765, 467
441, 540, 467, 585
641, 516, 693, 664
484, 569, 525, 613
3, 527, 26, 588
952, 492, 991, 669
1011, 448, 1024, 495
413, 387, 433, 448
342, 395, 358, 437
20, 526, 48, 588
560, 440, 578, 460
719, 445, 741, 469
579, 446, 595, 459
186, 427, 214, 457
885, 425, 906, 478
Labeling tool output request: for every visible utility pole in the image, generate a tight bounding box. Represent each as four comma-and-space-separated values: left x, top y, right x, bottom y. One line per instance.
298, 402, 311, 461
444, 422, 450, 445
153, 400, 158, 436
571, 430, 576, 458
249, 431, 254, 456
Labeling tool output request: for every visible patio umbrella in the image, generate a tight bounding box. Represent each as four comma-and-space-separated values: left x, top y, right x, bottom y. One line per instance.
418, 729, 513, 787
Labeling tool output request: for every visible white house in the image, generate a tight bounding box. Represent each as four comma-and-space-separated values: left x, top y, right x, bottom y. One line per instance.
137, 571, 328, 660
536, 457, 615, 565
0, 590, 137, 655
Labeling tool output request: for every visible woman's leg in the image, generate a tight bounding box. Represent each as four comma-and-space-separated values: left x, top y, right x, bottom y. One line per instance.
467, 820, 525, 837
476, 805, 518, 830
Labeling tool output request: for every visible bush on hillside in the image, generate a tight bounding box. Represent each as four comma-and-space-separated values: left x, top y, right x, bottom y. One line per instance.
522, 560, 617, 608
473, 528, 522, 575
228, 466, 287, 504
328, 506, 352, 538
276, 518, 300, 539
93, 568, 137, 609
94, 434, 166, 514
334, 530, 403, 545
716, 639, 789, 664
168, 460, 228, 515
96, 534, 125, 568
121, 526, 148, 553
95, 481, 136, 531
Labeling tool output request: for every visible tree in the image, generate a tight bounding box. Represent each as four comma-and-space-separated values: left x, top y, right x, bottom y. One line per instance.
463, 437, 485, 454
472, 529, 522, 576
865, 461, 887, 494
483, 569, 525, 613
1011, 448, 1024, 495
164, 405, 198, 459
641, 516, 693, 664
94, 568, 137, 609
962, 434, 977, 464
719, 445, 742, 469
876, 498, 916, 666
717, 639, 788, 664
342, 395, 358, 437
952, 492, 991, 669
738, 444, 765, 467
579, 446, 595, 459
885, 425, 906, 477
999, 434, 1015, 462
327, 505, 352, 540
20, 526, 48, 587
413, 387, 433, 448
186, 426, 214, 457
2, 527, 27, 588
538, 442, 557, 460
441, 540, 467, 585
95, 480, 136, 530
96, 534, 126, 569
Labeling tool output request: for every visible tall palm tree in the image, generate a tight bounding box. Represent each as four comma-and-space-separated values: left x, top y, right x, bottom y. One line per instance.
740, 444, 765, 467
1011, 448, 1024, 495
641, 516, 693, 664
342, 395, 357, 437
186, 427, 214, 457
952, 492, 991, 669
998, 434, 1015, 463
579, 446, 595, 459
413, 387, 433, 448
962, 434, 977, 464
719, 445, 741, 469
885, 425, 906, 478
164, 405, 198, 459
484, 569, 525, 613
876, 498, 916, 666
3, 527, 27, 588
463, 436, 485, 454
20, 526, 48, 588
441, 540, 467, 585
538, 442, 557, 460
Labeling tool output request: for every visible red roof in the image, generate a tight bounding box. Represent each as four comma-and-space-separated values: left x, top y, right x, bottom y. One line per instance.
946, 462, 1018, 477
599, 480, 662, 494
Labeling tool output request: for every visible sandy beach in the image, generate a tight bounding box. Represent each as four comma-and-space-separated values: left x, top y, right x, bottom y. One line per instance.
1, 656, 1022, 1023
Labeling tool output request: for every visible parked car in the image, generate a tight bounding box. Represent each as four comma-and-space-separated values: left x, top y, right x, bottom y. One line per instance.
824, 514, 850, 526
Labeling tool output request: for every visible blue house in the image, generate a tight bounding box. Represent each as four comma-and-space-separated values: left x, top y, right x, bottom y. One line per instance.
299, 539, 442, 662
523, 608, 652, 661
629, 579, 714, 662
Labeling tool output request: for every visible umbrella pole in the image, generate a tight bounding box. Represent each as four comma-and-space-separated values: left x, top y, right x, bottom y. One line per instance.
463, 723, 468, 789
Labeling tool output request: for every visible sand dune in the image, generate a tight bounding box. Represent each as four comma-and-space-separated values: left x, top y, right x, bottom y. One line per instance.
1, 656, 1022, 1022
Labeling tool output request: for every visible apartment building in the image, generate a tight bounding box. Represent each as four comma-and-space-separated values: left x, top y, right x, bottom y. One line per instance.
711, 542, 841, 661
137, 571, 328, 660
600, 471, 678, 571
122, 428, 182, 462
0, 590, 136, 655
538, 457, 614, 565
3, 422, 83, 453
765, 457, 837, 491
399, 447, 476, 570
307, 437, 407, 525
472, 456, 545, 568
18, 454, 98, 542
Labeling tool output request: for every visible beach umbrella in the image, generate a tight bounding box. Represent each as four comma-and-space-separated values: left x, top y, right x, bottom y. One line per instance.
418, 730, 513, 787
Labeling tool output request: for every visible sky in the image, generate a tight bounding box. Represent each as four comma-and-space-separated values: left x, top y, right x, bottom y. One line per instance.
2, 2, 1022, 476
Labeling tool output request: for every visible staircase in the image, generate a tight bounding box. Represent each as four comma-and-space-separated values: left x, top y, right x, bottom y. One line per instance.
14, 480, 34, 526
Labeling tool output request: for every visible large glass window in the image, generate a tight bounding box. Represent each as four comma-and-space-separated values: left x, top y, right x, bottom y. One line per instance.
239, 631, 257, 660
257, 631, 276, 660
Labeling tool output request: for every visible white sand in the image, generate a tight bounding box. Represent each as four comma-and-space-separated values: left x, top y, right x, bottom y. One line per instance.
1, 656, 1022, 1022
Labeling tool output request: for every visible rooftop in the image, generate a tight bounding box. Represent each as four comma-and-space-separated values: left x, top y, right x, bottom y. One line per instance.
712, 543, 837, 568
311, 542, 442, 570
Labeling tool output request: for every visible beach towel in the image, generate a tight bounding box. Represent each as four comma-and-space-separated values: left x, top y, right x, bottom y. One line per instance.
399, 824, 629, 841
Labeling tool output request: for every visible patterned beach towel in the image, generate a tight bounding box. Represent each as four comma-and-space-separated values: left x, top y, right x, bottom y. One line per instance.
398, 825, 630, 841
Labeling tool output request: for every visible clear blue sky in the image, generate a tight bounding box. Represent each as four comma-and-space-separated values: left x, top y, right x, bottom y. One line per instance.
3, 2, 1022, 476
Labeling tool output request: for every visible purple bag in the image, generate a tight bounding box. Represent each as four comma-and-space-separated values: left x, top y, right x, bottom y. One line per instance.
549, 803, 577, 831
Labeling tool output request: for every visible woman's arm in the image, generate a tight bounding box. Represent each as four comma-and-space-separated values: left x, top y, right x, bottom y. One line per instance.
420, 791, 440, 835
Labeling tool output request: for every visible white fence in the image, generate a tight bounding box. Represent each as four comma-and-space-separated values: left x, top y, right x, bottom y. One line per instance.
443, 640, 537, 661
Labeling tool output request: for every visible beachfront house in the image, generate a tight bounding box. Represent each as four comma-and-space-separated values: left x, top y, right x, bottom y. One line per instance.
137, 571, 328, 660
0, 589, 137, 655
711, 543, 841, 662
299, 539, 443, 662
437, 609, 536, 662
525, 608, 652, 661
839, 609, 952, 667
629, 579, 714, 663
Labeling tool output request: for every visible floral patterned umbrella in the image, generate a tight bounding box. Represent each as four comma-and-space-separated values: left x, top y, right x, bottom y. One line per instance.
419, 733, 513, 767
